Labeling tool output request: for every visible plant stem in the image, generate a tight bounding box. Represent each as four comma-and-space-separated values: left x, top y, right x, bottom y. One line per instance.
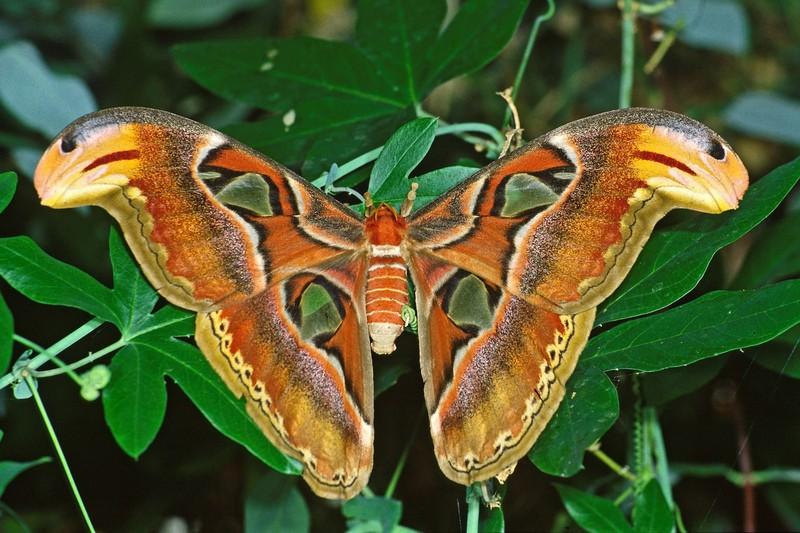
504, 0, 556, 127
672, 463, 800, 485
310, 121, 506, 188
588, 441, 637, 482
384, 409, 423, 499
466, 487, 480, 533
646, 407, 675, 509
0, 318, 105, 390
31, 338, 125, 378
619, 0, 636, 108
0, 500, 32, 533
23, 371, 95, 532
12, 335, 83, 385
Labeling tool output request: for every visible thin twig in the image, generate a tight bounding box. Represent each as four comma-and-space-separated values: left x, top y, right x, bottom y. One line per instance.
23, 371, 95, 532
619, 0, 636, 108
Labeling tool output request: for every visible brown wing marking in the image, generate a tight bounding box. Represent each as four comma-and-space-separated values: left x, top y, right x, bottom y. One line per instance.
33, 107, 368, 312
33, 108, 374, 500
195, 256, 373, 500
407, 108, 748, 314
409, 252, 594, 484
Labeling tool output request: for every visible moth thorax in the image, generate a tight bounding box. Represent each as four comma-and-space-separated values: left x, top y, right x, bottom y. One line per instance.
365, 250, 409, 355
364, 204, 409, 354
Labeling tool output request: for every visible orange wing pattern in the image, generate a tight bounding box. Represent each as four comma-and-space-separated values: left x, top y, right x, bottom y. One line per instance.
405, 108, 748, 485
34, 108, 373, 498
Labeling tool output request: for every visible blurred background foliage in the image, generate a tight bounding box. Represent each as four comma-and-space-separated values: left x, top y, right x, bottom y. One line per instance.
0, 0, 799, 531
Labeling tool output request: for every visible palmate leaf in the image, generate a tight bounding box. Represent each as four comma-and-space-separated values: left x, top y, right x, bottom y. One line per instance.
174, 37, 404, 111
597, 156, 800, 325
126, 328, 300, 476
356, 0, 447, 105
172, 35, 407, 168
421, 0, 530, 92
0, 224, 297, 476
0, 236, 121, 326
104, 229, 300, 475
174, 0, 529, 175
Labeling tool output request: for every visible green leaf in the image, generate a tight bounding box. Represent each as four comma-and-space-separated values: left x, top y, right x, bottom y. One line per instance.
0, 171, 17, 214
147, 0, 262, 28
374, 356, 413, 397
342, 496, 403, 533
371, 166, 476, 212
66, 6, 123, 65
531, 365, 618, 476
732, 209, 800, 289
480, 504, 505, 533
587, 280, 800, 372
725, 91, 800, 146
751, 342, 800, 379
0, 40, 96, 137
633, 479, 674, 532
640, 356, 727, 406
370, 117, 437, 195
109, 228, 159, 332
763, 484, 800, 530
174, 37, 404, 112
0, 236, 120, 326
660, 0, 750, 55
422, 0, 530, 91
102, 344, 168, 458
555, 484, 633, 533
0, 456, 51, 499
356, 0, 447, 104
223, 99, 414, 176
244, 470, 310, 533
0, 290, 12, 374
598, 156, 800, 325
131, 330, 300, 475
413, 166, 478, 209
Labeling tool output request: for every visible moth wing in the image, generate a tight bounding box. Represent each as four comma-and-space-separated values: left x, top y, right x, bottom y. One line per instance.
406, 108, 748, 484
34, 107, 374, 499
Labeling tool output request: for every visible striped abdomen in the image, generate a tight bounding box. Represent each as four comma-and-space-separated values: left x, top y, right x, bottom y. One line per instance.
365, 205, 410, 354
366, 248, 409, 354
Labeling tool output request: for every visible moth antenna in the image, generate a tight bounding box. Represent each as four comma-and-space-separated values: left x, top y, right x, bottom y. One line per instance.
400, 182, 418, 217
364, 192, 375, 217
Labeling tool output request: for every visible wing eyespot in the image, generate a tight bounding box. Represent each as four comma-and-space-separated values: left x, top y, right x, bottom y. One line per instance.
60, 135, 77, 153
708, 138, 726, 161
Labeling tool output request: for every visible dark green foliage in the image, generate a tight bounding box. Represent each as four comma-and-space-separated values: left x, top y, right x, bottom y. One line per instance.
0, 1, 799, 531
